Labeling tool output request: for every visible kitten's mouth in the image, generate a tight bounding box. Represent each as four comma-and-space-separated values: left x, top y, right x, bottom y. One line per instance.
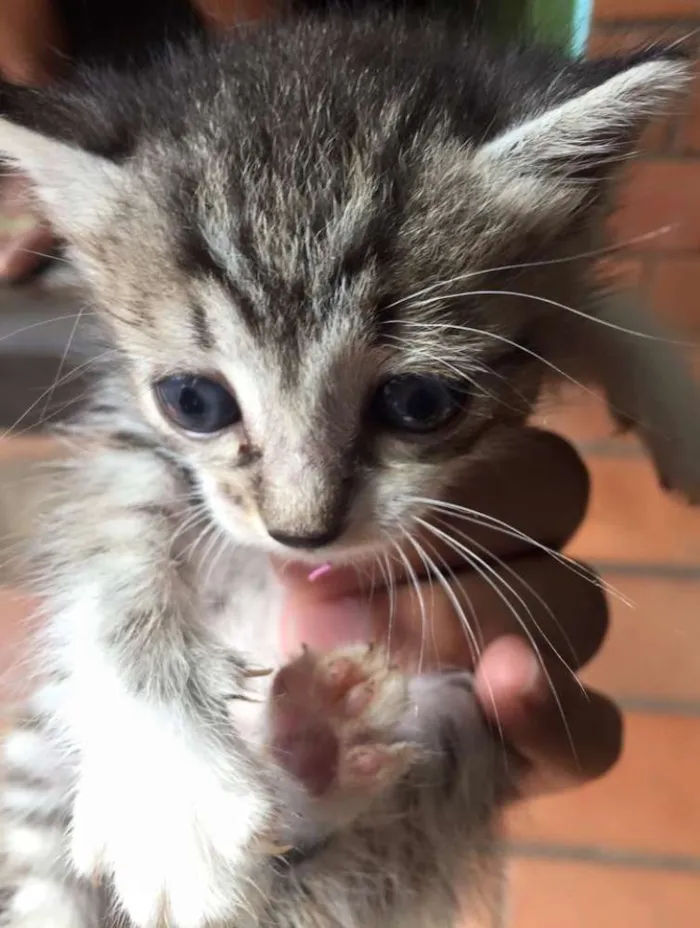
273, 558, 369, 599
273, 542, 395, 596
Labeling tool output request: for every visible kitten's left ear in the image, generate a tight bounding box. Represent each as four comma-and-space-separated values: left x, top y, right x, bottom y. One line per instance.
474, 48, 690, 215
0, 82, 125, 236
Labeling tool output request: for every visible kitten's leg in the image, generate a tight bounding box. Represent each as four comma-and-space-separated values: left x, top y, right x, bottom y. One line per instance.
35, 441, 275, 928
260, 645, 505, 928
0, 698, 102, 928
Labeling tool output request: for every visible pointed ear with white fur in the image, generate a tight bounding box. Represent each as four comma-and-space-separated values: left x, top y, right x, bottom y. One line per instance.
473, 53, 690, 220
0, 115, 123, 237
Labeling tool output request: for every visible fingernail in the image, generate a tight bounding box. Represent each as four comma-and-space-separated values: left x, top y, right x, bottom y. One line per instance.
519, 652, 550, 705
279, 597, 372, 657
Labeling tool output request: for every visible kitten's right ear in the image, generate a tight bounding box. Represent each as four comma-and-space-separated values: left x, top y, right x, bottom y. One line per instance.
472, 49, 690, 223
0, 82, 124, 236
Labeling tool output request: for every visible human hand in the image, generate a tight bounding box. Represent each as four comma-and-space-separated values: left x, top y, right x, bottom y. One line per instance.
0, 1, 65, 282
277, 426, 622, 800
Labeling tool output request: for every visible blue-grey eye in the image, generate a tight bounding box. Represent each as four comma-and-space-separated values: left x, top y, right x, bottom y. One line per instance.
372, 374, 463, 433
155, 374, 241, 434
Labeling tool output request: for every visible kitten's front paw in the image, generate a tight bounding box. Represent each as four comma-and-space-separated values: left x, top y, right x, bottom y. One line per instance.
72, 774, 268, 928
70, 712, 271, 928
264, 645, 499, 850
267, 645, 418, 833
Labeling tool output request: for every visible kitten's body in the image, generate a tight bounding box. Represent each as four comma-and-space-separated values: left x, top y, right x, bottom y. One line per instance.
0, 11, 697, 928
1, 397, 502, 928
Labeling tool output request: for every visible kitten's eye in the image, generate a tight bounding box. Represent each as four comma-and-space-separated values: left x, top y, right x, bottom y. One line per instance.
372, 374, 462, 433
154, 374, 241, 434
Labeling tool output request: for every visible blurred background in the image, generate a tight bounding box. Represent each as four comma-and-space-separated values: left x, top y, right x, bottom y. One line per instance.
0, 0, 699, 926
499, 1, 700, 924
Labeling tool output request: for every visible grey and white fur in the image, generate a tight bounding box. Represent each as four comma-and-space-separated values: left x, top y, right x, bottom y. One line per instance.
0, 11, 698, 928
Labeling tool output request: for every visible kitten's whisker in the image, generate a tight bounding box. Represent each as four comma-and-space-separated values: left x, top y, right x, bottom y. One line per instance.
0, 349, 121, 443
405, 534, 481, 669
35, 384, 95, 423
406, 348, 498, 401
412, 495, 631, 608
169, 517, 208, 554
424, 512, 583, 689
168, 505, 212, 550
380, 225, 674, 312
203, 527, 231, 589
414, 533, 510, 757
398, 320, 597, 397
0, 311, 96, 347
183, 520, 216, 562
378, 550, 397, 657
383, 335, 536, 412
415, 516, 577, 681
664, 27, 700, 50
355, 559, 377, 624
430, 511, 580, 668
401, 531, 441, 669
199, 523, 225, 579
1, 389, 92, 442
12, 247, 72, 266
414, 532, 482, 667
393, 535, 427, 674
417, 517, 579, 759
38, 301, 90, 423
409, 289, 698, 348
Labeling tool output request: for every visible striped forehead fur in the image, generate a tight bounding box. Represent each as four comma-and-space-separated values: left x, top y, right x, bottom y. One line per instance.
0, 12, 688, 456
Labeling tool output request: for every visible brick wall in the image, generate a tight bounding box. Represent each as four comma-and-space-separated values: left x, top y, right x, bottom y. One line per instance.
590, 0, 700, 330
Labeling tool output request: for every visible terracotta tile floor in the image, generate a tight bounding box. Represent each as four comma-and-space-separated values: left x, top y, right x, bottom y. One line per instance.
0, 385, 699, 925
503, 390, 700, 927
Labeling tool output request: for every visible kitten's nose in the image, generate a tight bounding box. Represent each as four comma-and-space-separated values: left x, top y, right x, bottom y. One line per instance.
267, 528, 341, 550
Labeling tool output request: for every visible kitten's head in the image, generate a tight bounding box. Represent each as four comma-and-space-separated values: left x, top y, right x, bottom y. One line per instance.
0, 16, 688, 561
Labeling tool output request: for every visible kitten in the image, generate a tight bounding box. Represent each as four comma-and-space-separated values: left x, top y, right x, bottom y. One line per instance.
0, 11, 697, 928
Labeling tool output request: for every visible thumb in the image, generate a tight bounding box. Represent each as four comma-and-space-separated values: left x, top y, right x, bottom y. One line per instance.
278, 588, 373, 657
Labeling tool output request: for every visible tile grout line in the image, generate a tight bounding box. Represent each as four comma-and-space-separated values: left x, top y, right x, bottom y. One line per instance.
493, 870, 509, 928
575, 439, 644, 457
506, 841, 700, 873
616, 696, 700, 716
593, 18, 700, 33
590, 561, 700, 580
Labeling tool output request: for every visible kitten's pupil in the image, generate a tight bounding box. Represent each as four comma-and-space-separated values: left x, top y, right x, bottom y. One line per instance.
180, 386, 205, 418
155, 374, 241, 434
373, 375, 462, 434
405, 387, 437, 422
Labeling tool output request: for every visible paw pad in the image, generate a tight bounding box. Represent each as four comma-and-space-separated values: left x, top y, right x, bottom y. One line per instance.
268, 645, 414, 803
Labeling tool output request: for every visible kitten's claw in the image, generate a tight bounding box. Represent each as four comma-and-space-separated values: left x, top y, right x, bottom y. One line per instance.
254, 838, 295, 857
154, 895, 171, 928
242, 666, 275, 678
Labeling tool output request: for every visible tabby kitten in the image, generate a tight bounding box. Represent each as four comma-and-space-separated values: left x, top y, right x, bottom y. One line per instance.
0, 11, 696, 928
